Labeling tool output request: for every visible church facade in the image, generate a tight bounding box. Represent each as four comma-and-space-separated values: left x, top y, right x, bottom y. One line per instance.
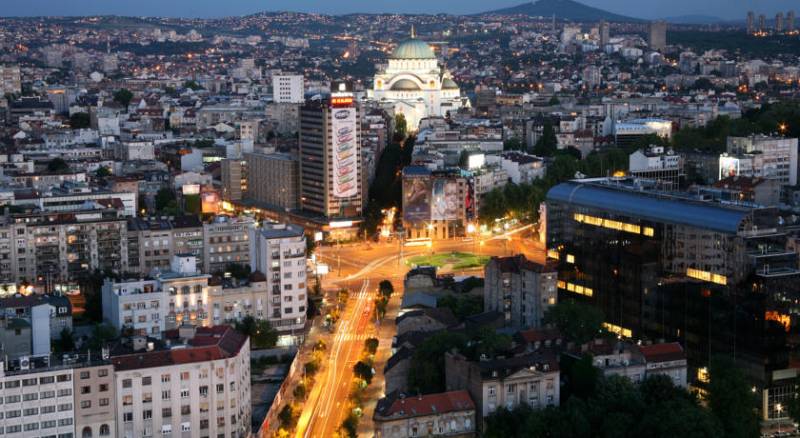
368, 30, 466, 130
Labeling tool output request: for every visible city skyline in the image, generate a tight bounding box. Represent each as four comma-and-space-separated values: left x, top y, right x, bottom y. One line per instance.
0, 0, 795, 21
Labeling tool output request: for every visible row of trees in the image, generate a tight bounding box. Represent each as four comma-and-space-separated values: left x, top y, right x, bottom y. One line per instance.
484, 364, 759, 438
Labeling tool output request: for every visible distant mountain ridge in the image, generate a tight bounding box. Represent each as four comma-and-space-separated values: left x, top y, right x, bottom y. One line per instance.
483, 0, 641, 22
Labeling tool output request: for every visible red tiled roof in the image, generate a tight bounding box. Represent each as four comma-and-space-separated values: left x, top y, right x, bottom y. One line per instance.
639, 342, 685, 363
382, 390, 474, 419
517, 327, 562, 344
111, 326, 247, 371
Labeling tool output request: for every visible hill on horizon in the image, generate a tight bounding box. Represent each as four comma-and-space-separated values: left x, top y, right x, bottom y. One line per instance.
482, 0, 641, 22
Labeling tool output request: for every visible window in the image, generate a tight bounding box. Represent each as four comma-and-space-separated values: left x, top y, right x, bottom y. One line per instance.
41, 405, 56, 414
162, 408, 172, 418
81, 386, 91, 394
143, 409, 152, 420
123, 395, 133, 406
181, 389, 189, 399
161, 425, 172, 435
181, 422, 190, 432
99, 383, 109, 392
80, 400, 91, 409
180, 371, 190, 381
58, 388, 72, 397
58, 403, 72, 411
162, 390, 171, 400
57, 374, 71, 382
58, 418, 73, 426
161, 374, 170, 383
181, 405, 190, 415
216, 384, 224, 394
199, 386, 208, 397
99, 424, 110, 436
40, 376, 55, 384
22, 378, 37, 386
23, 393, 38, 401
24, 407, 39, 416
122, 379, 132, 388
98, 369, 109, 377
5, 380, 20, 389
99, 398, 109, 407
80, 371, 90, 379
42, 420, 57, 429
5, 395, 20, 403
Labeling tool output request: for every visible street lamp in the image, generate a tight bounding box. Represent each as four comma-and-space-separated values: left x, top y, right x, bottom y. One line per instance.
777, 403, 784, 434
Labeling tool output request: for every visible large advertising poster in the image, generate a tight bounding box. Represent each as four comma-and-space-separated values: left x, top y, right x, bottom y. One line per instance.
331, 107, 358, 198
403, 176, 431, 222
431, 179, 459, 220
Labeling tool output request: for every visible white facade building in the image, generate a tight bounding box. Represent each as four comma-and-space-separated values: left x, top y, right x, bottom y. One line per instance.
110, 326, 251, 438
272, 74, 304, 104
102, 256, 212, 338
249, 223, 307, 334
719, 135, 798, 186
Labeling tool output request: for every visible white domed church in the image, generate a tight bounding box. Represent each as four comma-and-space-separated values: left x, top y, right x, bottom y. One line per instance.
368, 27, 467, 131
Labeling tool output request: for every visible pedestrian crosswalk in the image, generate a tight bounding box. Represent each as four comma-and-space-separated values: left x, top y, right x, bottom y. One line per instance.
338, 333, 373, 342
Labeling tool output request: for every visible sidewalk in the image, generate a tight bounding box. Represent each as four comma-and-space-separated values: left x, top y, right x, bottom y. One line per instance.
357, 281, 402, 437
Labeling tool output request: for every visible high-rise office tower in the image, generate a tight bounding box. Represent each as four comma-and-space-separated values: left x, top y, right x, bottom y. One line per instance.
298, 81, 363, 223
787, 10, 795, 33
648, 21, 667, 52
759, 14, 766, 33
776, 12, 784, 33
747, 11, 755, 34
599, 20, 610, 47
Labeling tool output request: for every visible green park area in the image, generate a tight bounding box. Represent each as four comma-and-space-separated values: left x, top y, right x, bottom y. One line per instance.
406, 252, 490, 270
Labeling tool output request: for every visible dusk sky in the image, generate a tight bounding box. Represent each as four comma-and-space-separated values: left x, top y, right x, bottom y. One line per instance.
0, 0, 795, 20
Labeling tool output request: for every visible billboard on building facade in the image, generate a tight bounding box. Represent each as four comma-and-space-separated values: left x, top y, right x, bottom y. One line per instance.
719, 156, 740, 180
431, 179, 459, 221
331, 107, 358, 198
403, 176, 431, 222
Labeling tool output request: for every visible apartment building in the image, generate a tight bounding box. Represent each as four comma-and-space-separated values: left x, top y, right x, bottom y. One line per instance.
202, 215, 254, 275
0, 209, 129, 284
373, 390, 476, 438
102, 256, 211, 338
272, 74, 304, 104
207, 273, 268, 325
484, 255, 557, 331
0, 294, 72, 359
249, 223, 307, 335
0, 64, 22, 95
74, 363, 117, 438
445, 351, 560, 427
244, 152, 299, 210
109, 326, 251, 438
0, 359, 80, 438
719, 135, 799, 186
127, 216, 204, 275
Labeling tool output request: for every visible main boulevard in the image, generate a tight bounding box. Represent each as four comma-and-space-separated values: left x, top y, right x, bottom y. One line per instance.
292, 226, 546, 437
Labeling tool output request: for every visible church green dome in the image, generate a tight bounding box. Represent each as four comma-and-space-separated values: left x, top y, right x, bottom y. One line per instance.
390, 79, 421, 91
391, 38, 436, 60
442, 78, 458, 90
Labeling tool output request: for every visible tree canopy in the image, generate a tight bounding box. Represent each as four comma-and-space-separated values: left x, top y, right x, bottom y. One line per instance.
234, 316, 279, 349
484, 374, 724, 438
543, 299, 606, 346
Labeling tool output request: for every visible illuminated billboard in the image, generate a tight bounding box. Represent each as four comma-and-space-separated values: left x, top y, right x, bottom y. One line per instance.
201, 189, 221, 214
718, 156, 740, 180
331, 108, 358, 198
431, 179, 459, 220
403, 176, 431, 222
